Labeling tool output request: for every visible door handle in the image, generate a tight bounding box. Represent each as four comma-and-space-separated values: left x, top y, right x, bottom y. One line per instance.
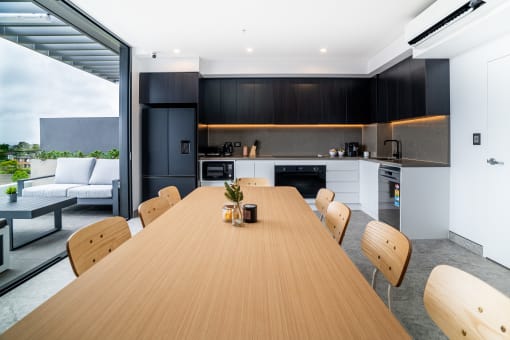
487, 158, 504, 165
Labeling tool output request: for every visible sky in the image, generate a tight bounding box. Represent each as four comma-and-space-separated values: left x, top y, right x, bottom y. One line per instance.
0, 38, 119, 145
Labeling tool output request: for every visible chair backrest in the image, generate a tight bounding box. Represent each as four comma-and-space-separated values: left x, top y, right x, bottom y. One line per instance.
424, 265, 510, 339
325, 201, 351, 245
158, 186, 181, 207
138, 196, 171, 228
66, 216, 131, 276
237, 177, 270, 187
315, 188, 335, 218
360, 220, 412, 287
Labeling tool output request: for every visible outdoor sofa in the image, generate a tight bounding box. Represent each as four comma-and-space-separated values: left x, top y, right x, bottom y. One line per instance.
18, 157, 119, 215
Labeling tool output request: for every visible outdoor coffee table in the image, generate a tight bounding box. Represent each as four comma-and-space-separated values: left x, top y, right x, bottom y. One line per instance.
0, 196, 77, 250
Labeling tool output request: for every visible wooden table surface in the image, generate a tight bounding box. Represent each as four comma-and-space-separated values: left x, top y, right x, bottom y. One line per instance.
1, 187, 410, 339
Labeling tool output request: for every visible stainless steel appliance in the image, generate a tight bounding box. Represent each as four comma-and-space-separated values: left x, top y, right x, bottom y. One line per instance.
345, 142, 360, 157
200, 161, 234, 186
378, 165, 400, 229
275, 165, 326, 198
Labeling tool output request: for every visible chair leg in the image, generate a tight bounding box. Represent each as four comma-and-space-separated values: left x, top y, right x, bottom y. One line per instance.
319, 214, 324, 222
371, 268, 378, 289
387, 284, 392, 312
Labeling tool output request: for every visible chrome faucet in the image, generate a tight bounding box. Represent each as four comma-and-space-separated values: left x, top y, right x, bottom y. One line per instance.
384, 139, 402, 159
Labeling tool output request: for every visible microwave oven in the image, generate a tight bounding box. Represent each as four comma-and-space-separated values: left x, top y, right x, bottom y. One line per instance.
201, 161, 234, 181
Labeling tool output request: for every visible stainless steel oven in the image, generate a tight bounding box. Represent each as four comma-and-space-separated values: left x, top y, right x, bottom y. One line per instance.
200, 161, 234, 186
275, 165, 326, 198
378, 165, 400, 230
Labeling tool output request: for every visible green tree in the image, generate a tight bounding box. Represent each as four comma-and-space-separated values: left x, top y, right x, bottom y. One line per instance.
13, 141, 31, 151
12, 169, 29, 182
0, 160, 18, 174
31, 144, 40, 150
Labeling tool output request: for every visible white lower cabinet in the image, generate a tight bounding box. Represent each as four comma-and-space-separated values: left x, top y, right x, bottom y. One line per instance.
254, 161, 275, 186
234, 160, 275, 186
359, 160, 379, 219
325, 160, 360, 209
234, 160, 255, 179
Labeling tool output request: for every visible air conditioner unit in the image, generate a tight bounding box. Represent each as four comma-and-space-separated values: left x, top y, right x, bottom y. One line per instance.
405, 0, 510, 58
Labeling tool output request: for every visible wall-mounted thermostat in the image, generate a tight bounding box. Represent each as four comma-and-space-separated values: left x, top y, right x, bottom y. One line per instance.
473, 133, 481, 145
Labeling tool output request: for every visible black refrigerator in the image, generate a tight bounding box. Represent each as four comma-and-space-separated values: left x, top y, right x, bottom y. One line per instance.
141, 107, 197, 200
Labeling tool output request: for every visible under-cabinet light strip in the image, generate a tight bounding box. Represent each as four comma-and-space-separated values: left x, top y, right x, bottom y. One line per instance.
203, 124, 364, 129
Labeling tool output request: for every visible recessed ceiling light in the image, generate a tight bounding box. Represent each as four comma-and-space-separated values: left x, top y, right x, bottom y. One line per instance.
173, 48, 181, 54
246, 47, 253, 54
320, 48, 327, 54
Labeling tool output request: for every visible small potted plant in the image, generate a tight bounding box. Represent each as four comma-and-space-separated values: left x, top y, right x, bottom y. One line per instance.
224, 180, 244, 226
5, 186, 17, 203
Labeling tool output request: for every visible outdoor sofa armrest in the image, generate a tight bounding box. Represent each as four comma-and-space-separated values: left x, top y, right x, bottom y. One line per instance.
17, 175, 55, 196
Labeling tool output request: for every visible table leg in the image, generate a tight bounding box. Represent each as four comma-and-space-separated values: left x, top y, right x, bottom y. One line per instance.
7, 218, 14, 251
54, 208, 63, 231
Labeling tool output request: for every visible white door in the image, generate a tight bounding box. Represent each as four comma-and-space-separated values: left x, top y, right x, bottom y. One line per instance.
486, 54, 510, 267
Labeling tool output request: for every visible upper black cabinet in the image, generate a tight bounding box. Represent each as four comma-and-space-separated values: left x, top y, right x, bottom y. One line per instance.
377, 58, 449, 122
200, 78, 370, 124
139, 72, 199, 104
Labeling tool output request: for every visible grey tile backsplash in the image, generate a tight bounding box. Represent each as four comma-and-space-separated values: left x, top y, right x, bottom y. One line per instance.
207, 116, 449, 162
392, 117, 449, 163
208, 128, 362, 156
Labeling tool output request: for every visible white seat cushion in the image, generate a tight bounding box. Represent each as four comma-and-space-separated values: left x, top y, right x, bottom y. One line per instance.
54, 158, 96, 185
22, 184, 81, 197
67, 185, 112, 199
89, 159, 119, 185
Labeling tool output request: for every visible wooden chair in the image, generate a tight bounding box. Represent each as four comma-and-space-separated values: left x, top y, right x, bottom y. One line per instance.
138, 196, 171, 228
360, 220, 412, 312
67, 216, 131, 277
315, 188, 335, 222
424, 264, 510, 339
158, 185, 181, 208
325, 201, 351, 245
237, 177, 270, 187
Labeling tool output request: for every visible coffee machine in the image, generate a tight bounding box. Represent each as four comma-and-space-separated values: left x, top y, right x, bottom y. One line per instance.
345, 142, 360, 157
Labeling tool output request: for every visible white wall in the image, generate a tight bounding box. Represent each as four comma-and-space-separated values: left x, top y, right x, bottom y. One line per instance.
131, 55, 199, 213
450, 33, 510, 246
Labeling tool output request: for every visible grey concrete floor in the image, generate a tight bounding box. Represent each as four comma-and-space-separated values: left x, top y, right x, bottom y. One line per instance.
1, 210, 509, 338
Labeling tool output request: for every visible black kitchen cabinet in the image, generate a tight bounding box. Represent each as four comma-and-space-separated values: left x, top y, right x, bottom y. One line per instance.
346, 78, 371, 123
237, 79, 275, 123
377, 57, 449, 122
278, 79, 322, 124
220, 79, 238, 123
320, 79, 347, 123
200, 79, 221, 123
139, 72, 199, 104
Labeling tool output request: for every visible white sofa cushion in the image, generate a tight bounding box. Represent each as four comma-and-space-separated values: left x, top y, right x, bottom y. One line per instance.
23, 184, 81, 197
89, 159, 119, 185
68, 185, 112, 199
54, 158, 96, 185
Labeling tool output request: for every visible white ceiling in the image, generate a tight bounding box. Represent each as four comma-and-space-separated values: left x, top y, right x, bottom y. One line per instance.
72, 0, 435, 63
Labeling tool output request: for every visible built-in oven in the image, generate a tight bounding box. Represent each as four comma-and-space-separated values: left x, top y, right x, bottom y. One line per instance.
378, 165, 401, 230
200, 161, 234, 186
275, 165, 326, 198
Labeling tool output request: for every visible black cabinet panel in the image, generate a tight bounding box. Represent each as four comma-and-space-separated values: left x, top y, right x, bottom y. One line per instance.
425, 59, 450, 115
236, 79, 275, 123
201, 79, 221, 123
141, 108, 168, 176
139, 72, 198, 104
220, 79, 238, 123
346, 78, 370, 123
320, 79, 347, 123
142, 177, 196, 201
376, 57, 449, 122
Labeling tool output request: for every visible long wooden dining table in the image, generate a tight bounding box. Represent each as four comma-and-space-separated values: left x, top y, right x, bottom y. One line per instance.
1, 186, 410, 339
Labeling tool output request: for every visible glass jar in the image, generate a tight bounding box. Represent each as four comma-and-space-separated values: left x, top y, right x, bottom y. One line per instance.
232, 202, 243, 227
222, 204, 234, 223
